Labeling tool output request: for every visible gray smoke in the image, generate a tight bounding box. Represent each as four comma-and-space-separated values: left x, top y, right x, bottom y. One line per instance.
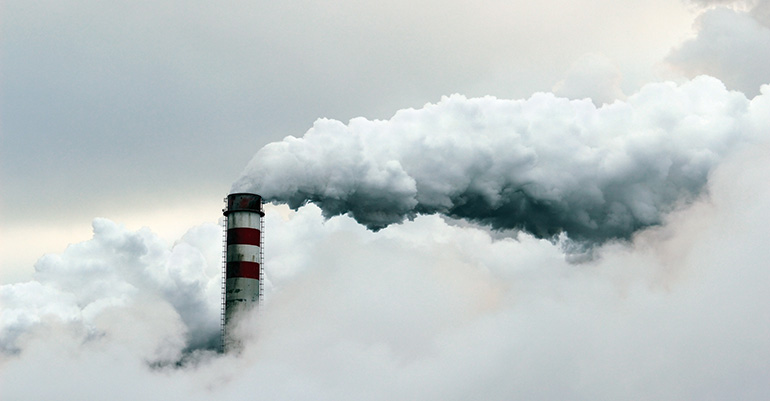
233, 76, 766, 246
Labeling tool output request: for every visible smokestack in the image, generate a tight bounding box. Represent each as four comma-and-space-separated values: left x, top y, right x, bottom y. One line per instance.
221, 192, 264, 351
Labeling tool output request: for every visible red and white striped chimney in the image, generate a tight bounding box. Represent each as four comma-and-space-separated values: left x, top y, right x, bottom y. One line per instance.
222, 193, 264, 349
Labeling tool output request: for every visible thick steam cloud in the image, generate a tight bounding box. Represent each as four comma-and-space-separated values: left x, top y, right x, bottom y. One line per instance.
233, 76, 767, 245
3, 142, 770, 400
0, 220, 223, 358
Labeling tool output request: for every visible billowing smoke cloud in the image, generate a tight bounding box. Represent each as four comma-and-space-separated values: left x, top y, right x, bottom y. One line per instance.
0, 219, 223, 358
2, 142, 770, 400
233, 76, 767, 246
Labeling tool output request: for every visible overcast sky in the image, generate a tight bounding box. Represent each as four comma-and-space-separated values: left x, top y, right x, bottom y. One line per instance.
2, 0, 770, 399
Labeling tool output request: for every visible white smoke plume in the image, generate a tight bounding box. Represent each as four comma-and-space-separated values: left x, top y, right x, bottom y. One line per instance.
232, 76, 767, 246
0, 219, 223, 358
2, 140, 770, 400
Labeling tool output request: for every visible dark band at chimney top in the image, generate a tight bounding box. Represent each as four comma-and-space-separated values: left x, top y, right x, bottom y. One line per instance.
224, 193, 265, 216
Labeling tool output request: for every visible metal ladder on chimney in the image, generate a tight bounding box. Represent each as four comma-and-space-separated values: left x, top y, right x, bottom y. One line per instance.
219, 215, 228, 353
259, 216, 264, 302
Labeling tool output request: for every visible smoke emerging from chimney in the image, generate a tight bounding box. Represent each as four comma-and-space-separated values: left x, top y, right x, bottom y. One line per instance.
3, 141, 770, 400
233, 76, 767, 247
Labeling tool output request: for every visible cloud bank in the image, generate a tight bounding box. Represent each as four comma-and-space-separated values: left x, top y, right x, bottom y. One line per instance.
233, 77, 767, 246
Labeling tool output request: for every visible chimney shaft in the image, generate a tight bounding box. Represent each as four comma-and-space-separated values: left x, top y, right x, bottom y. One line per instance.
222, 193, 264, 350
